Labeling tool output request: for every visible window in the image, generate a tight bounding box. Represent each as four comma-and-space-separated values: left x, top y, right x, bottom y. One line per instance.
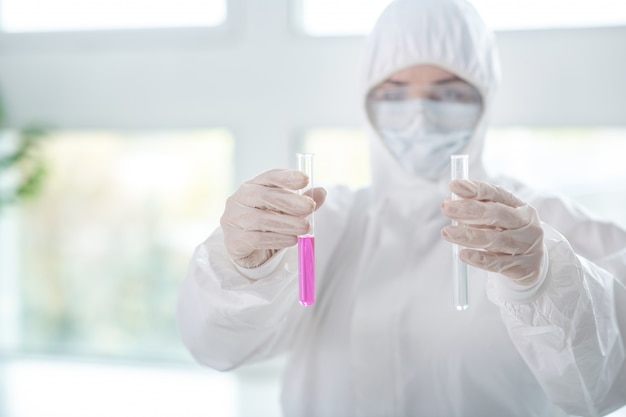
484, 127, 626, 228
298, 129, 371, 188
472, 0, 626, 31
297, 0, 390, 36
1, 129, 233, 360
297, 0, 626, 36
0, 0, 226, 32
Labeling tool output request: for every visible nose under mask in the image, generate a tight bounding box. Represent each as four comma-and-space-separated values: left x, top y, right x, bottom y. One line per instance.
369, 99, 483, 181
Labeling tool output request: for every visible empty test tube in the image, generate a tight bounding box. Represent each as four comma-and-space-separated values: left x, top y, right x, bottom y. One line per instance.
451, 154, 469, 311
297, 153, 315, 306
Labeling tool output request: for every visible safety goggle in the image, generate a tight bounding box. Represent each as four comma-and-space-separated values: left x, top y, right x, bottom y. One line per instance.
367, 80, 482, 105
368, 99, 483, 132
366, 80, 484, 132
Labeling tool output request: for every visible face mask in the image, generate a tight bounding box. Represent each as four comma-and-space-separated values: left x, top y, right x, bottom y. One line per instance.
369, 98, 482, 180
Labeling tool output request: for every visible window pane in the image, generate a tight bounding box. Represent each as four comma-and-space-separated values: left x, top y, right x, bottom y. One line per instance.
472, 0, 626, 31
6, 130, 233, 360
298, 0, 626, 36
484, 127, 626, 228
1, 0, 226, 33
299, 0, 390, 36
299, 129, 371, 188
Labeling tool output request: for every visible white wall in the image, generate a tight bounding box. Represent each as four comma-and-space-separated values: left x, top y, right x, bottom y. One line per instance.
0, 0, 625, 186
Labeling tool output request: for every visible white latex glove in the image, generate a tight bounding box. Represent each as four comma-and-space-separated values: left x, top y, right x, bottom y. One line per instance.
221, 168, 326, 269
440, 179, 544, 286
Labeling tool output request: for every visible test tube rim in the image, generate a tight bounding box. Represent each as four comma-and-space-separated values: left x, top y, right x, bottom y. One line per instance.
451, 154, 469, 181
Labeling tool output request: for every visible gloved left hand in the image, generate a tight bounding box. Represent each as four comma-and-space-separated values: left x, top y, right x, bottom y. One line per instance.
440, 179, 545, 286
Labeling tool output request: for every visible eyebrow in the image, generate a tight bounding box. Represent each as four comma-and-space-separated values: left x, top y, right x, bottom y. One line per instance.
381, 76, 462, 88
381, 79, 408, 87
433, 76, 463, 85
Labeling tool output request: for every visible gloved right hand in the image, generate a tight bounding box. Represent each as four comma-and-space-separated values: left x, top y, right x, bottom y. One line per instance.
221, 168, 327, 269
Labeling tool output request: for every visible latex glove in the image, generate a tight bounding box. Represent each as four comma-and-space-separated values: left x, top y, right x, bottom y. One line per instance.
221, 168, 326, 269
440, 179, 544, 286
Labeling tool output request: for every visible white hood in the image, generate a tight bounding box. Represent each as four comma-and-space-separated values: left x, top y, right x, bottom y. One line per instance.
361, 0, 500, 193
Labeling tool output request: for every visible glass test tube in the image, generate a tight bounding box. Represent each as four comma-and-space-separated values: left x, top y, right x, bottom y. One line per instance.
297, 153, 315, 306
451, 154, 469, 311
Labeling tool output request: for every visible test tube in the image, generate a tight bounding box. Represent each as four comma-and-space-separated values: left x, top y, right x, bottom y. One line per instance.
451, 154, 469, 311
297, 153, 315, 307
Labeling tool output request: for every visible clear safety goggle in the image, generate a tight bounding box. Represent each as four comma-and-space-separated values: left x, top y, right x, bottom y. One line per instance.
367, 80, 483, 105
366, 81, 484, 132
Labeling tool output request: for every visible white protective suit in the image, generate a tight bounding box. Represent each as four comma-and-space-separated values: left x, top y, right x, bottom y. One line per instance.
177, 0, 626, 415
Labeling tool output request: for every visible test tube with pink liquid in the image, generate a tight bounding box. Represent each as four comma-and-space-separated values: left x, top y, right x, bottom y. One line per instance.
297, 153, 315, 306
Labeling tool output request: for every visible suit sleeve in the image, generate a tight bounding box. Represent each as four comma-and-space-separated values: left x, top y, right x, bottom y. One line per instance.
487, 194, 626, 417
176, 228, 304, 371
176, 185, 357, 371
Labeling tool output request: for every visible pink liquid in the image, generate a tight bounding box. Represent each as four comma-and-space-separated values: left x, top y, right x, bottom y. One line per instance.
298, 235, 315, 306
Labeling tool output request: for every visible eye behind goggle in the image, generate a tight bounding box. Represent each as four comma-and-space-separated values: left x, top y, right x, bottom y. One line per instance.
367, 98, 484, 133
368, 81, 483, 105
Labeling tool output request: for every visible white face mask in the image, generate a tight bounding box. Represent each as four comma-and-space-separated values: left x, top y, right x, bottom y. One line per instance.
369, 98, 482, 180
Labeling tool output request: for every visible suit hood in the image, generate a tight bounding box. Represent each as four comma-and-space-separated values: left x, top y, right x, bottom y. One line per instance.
361, 0, 501, 194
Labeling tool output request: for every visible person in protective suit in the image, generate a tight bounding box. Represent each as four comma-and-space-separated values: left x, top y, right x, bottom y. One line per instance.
177, 0, 626, 415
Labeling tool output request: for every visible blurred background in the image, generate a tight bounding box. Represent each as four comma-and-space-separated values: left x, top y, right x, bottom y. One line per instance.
0, 0, 625, 416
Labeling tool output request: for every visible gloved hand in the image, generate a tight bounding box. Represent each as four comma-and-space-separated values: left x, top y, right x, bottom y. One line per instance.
440, 179, 544, 286
221, 168, 326, 269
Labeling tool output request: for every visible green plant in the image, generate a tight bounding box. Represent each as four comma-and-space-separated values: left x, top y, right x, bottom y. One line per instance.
0, 96, 47, 209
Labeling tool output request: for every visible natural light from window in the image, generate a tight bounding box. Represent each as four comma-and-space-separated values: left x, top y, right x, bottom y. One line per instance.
1, 129, 233, 360
484, 127, 626, 229
299, 129, 371, 188
0, 0, 226, 32
301, 127, 626, 229
299, 0, 626, 36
